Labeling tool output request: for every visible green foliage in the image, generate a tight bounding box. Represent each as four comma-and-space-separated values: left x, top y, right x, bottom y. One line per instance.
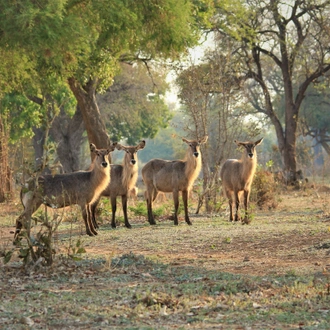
0, 0, 210, 157
67, 239, 87, 261
14, 227, 57, 266
0, 0, 209, 91
0, 49, 36, 98
128, 202, 148, 218
300, 80, 330, 134
128, 201, 171, 220
0, 93, 40, 142
99, 63, 172, 144
0, 70, 76, 144
215, 0, 257, 43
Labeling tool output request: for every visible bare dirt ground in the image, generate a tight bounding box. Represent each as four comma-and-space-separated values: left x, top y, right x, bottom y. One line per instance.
1, 187, 330, 329
1, 187, 330, 276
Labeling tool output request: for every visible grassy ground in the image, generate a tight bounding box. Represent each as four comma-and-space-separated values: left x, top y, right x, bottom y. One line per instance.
0, 186, 330, 329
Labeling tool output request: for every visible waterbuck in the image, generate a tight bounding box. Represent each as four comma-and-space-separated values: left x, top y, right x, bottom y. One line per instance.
91, 140, 145, 229
15, 143, 116, 239
142, 136, 208, 226
220, 138, 263, 224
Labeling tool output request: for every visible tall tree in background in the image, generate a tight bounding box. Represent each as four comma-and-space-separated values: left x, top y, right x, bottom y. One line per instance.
213, 0, 330, 180
176, 42, 259, 213
98, 63, 172, 145
300, 81, 330, 157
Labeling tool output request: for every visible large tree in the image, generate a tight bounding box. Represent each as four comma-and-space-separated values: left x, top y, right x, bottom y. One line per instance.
212, 0, 330, 179
0, 0, 210, 151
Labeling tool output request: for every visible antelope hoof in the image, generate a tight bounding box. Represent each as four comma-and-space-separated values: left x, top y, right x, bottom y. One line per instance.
125, 223, 132, 229
149, 219, 156, 225
86, 229, 98, 236
186, 220, 192, 225
111, 223, 117, 229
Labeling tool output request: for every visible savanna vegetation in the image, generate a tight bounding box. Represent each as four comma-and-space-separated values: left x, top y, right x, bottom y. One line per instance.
1, 0, 330, 328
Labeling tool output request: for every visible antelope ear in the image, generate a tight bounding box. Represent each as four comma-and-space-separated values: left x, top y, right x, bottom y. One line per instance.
108, 142, 117, 152
137, 140, 146, 150
182, 137, 190, 144
200, 136, 208, 144
254, 138, 263, 146
234, 140, 244, 146
115, 143, 125, 151
90, 143, 97, 152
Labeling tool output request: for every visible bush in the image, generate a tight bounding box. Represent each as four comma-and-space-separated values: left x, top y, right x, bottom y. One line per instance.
251, 168, 280, 210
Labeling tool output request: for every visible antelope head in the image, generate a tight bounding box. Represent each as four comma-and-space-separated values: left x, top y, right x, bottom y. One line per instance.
116, 140, 146, 166
235, 138, 263, 159
182, 136, 208, 158
90, 143, 116, 168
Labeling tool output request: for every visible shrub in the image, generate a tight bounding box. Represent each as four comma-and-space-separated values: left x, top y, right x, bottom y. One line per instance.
251, 168, 280, 210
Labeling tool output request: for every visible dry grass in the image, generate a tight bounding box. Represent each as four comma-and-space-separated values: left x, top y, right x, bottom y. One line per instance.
0, 185, 330, 329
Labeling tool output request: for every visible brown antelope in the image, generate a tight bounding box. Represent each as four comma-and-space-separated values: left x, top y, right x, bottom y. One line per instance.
142, 136, 208, 226
220, 138, 263, 224
15, 143, 116, 239
91, 141, 145, 229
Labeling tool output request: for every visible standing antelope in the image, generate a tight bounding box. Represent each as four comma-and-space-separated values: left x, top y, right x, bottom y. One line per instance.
142, 136, 208, 226
15, 143, 116, 239
91, 141, 145, 229
220, 138, 263, 224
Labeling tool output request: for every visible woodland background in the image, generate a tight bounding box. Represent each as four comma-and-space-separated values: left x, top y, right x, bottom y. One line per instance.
1, 2, 330, 328
1, 0, 330, 205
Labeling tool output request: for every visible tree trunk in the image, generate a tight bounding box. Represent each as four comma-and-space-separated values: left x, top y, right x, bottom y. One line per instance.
68, 77, 111, 155
0, 117, 12, 202
32, 127, 45, 171
50, 106, 85, 172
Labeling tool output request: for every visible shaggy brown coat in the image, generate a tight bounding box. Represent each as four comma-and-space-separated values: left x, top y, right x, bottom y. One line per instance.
16, 143, 116, 238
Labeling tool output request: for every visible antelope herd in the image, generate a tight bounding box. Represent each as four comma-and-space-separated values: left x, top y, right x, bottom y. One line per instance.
15, 136, 263, 239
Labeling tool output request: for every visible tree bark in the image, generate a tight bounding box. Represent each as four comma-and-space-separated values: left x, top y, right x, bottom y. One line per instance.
32, 127, 45, 170
50, 106, 85, 172
68, 77, 111, 155
0, 117, 12, 202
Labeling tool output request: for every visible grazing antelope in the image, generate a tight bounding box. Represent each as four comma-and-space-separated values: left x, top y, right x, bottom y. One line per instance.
91, 141, 145, 229
220, 138, 263, 224
142, 136, 208, 226
15, 143, 116, 239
